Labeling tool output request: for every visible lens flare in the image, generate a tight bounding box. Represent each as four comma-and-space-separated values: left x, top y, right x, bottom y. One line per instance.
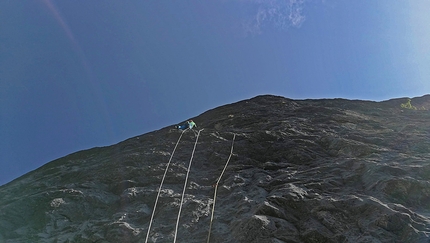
40, 0, 114, 141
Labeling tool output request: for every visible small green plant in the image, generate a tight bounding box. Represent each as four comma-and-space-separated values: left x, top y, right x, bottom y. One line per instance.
400, 99, 417, 110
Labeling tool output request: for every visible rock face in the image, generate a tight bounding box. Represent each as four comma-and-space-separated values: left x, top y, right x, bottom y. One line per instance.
1, 95, 430, 243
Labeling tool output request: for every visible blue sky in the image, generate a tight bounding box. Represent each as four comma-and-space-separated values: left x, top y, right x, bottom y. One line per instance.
1, 0, 429, 186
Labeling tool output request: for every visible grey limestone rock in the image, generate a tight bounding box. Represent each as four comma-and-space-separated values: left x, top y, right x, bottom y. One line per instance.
1, 95, 430, 242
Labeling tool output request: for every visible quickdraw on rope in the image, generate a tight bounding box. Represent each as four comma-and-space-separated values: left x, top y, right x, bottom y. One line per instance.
145, 128, 188, 243
207, 133, 236, 243
173, 129, 203, 243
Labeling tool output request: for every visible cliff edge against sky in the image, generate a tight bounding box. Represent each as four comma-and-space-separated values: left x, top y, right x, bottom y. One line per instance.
1, 95, 430, 242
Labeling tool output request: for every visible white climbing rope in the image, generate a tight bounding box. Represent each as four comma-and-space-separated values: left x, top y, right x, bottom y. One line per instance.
207, 133, 236, 243
145, 128, 188, 243
173, 129, 203, 243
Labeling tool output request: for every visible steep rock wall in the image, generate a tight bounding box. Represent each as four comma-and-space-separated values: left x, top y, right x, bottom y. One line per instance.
1, 95, 430, 242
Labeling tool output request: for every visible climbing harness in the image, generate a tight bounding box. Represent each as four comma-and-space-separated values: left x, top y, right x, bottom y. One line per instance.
145, 128, 188, 243
206, 133, 236, 243
173, 129, 203, 243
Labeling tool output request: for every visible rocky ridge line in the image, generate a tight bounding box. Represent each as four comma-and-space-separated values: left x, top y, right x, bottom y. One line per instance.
1, 95, 430, 242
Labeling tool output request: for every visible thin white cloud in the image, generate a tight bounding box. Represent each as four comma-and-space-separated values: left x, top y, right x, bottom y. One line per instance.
242, 0, 306, 35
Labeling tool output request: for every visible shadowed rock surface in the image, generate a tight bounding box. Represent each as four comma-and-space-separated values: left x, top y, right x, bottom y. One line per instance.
1, 95, 430, 243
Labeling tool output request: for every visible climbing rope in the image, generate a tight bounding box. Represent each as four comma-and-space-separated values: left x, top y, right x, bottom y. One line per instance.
207, 133, 236, 243
173, 129, 203, 243
145, 128, 188, 243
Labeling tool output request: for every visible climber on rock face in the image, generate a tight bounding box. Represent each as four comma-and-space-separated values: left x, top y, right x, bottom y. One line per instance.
188, 120, 196, 129
175, 120, 197, 130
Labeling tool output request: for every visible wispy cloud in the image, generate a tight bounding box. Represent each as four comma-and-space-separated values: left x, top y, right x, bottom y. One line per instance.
242, 0, 306, 35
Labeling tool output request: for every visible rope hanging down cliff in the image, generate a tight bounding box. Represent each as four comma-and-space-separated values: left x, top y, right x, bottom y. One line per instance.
173, 129, 203, 243
207, 133, 236, 243
145, 128, 188, 243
